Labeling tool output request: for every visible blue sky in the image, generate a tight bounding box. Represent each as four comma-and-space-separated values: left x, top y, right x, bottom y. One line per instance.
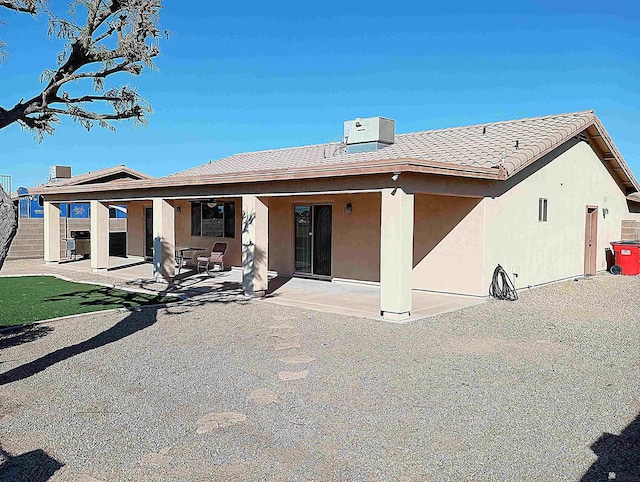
1, 1, 640, 189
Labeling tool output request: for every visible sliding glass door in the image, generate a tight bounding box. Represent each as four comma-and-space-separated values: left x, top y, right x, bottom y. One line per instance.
294, 206, 312, 274
294, 204, 332, 277
144, 207, 153, 259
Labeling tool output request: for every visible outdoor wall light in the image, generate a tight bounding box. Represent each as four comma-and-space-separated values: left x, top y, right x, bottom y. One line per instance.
391, 172, 401, 182
176, 206, 181, 215
344, 202, 352, 215
603, 207, 609, 218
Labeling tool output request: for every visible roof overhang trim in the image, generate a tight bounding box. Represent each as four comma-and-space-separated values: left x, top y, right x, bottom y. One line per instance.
36, 158, 504, 196
506, 115, 639, 194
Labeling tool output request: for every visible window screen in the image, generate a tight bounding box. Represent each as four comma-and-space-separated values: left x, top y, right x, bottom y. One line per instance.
224, 202, 235, 238
202, 203, 224, 237
191, 202, 202, 236
538, 198, 548, 222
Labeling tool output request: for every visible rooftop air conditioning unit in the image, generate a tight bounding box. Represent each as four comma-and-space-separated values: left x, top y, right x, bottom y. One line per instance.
344, 116, 395, 145
343, 116, 395, 153
49, 165, 72, 182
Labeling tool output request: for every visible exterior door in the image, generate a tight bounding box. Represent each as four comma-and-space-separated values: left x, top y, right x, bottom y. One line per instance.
584, 206, 598, 276
144, 207, 153, 259
294, 204, 332, 278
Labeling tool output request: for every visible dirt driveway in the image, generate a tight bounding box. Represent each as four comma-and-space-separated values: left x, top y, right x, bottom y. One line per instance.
1, 274, 638, 481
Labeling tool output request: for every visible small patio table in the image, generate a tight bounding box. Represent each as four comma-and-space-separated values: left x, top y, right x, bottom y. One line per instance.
175, 246, 208, 274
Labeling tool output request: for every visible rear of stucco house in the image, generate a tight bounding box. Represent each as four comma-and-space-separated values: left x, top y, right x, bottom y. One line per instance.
38, 111, 640, 320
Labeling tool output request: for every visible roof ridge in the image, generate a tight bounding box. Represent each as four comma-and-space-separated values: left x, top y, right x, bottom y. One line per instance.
223, 140, 341, 159
49, 164, 151, 186
394, 110, 595, 138
173, 140, 342, 176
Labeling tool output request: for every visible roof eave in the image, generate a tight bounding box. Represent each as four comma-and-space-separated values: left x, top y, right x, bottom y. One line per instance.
52, 165, 152, 187
37, 158, 503, 196
503, 114, 640, 194
589, 117, 640, 193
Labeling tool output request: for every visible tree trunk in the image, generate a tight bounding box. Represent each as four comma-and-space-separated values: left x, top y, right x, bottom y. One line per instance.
0, 185, 18, 271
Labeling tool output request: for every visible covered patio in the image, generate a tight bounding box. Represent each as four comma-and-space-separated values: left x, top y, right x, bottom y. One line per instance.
9, 256, 483, 321
39, 175, 490, 323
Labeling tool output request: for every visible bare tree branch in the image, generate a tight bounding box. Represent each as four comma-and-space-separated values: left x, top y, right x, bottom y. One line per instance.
0, 0, 164, 265
0, 0, 165, 139
0, 0, 44, 14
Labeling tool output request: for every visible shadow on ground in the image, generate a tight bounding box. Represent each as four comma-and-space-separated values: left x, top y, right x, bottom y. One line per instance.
582, 412, 640, 481
0, 283, 252, 386
126, 272, 270, 304
0, 306, 162, 386
0, 445, 63, 482
44, 286, 172, 309
106, 260, 149, 272
0, 325, 54, 351
266, 276, 291, 296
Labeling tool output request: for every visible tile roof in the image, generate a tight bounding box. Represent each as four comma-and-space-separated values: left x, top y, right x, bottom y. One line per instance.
173, 110, 599, 179
47, 165, 151, 187
16, 165, 153, 197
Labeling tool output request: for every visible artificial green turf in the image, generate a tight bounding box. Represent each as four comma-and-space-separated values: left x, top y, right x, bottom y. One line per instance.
0, 276, 176, 327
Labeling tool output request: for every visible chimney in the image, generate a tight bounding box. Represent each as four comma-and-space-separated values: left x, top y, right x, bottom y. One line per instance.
343, 116, 395, 154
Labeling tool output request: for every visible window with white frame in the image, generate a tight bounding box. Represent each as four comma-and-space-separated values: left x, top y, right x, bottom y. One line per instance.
191, 201, 235, 238
538, 198, 548, 222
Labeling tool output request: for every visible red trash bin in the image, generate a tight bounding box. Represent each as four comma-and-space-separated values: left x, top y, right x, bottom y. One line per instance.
610, 241, 640, 276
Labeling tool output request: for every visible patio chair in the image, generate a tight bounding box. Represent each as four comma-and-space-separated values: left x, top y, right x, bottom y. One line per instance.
197, 242, 228, 276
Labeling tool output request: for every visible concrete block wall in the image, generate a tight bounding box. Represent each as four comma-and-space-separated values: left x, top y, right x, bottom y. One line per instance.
7, 218, 46, 260
621, 220, 640, 241
6, 217, 127, 260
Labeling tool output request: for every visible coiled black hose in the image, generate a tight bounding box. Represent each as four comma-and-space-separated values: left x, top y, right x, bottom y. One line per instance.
489, 264, 518, 301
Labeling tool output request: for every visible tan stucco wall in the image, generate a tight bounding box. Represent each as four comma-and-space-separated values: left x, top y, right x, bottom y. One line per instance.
412, 194, 486, 296
267, 197, 294, 275
125, 199, 243, 264
173, 198, 242, 267
126, 201, 147, 258
268, 193, 381, 282
484, 140, 637, 292
109, 141, 639, 297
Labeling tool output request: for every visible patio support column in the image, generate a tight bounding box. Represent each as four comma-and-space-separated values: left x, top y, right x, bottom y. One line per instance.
44, 201, 60, 265
90, 200, 109, 271
242, 195, 269, 297
380, 187, 414, 321
152, 198, 175, 281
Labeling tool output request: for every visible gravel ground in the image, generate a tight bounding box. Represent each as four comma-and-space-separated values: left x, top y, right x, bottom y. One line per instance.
0, 273, 638, 481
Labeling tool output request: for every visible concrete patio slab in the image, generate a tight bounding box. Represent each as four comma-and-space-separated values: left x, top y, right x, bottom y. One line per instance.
262, 276, 484, 321
1, 258, 484, 321
56, 256, 154, 280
